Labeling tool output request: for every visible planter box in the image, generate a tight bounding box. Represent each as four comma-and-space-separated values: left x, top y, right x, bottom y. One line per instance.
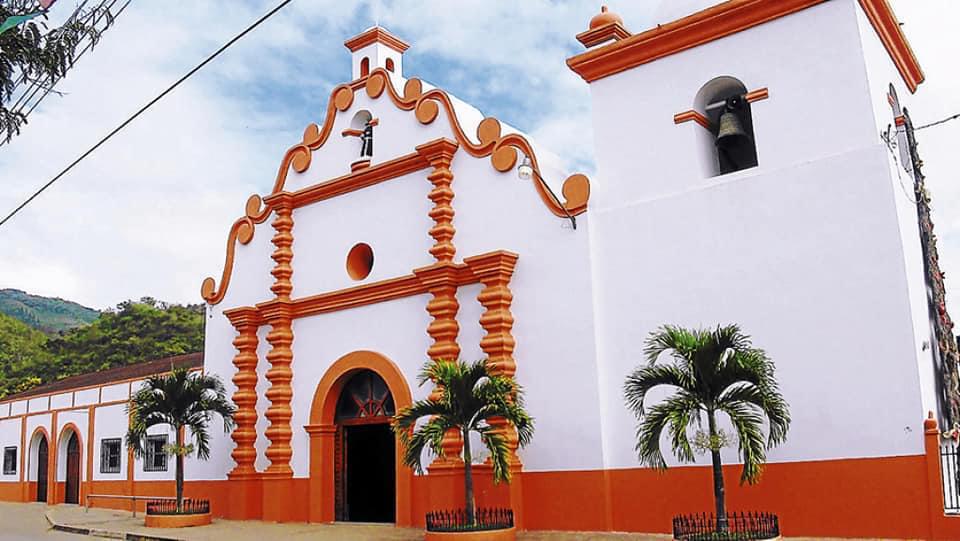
424, 527, 516, 541
144, 512, 212, 528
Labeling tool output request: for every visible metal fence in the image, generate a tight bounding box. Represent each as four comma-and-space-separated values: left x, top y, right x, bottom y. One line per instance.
672, 512, 780, 541
425, 507, 514, 532
941, 443, 960, 513
145, 498, 210, 516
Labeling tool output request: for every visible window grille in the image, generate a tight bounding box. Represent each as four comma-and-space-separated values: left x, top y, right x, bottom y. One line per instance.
2, 447, 16, 475
100, 438, 122, 474
144, 435, 168, 472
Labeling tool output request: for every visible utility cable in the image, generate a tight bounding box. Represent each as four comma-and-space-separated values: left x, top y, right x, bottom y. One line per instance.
0, 0, 295, 229
916, 112, 960, 131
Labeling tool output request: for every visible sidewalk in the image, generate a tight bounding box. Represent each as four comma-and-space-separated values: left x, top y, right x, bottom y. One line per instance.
44, 504, 669, 541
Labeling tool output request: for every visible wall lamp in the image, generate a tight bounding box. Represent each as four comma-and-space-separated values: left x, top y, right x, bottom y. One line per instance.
517, 156, 577, 230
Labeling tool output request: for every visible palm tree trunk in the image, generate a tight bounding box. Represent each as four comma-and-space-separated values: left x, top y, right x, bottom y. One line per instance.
462, 428, 475, 525
175, 429, 184, 513
707, 410, 727, 532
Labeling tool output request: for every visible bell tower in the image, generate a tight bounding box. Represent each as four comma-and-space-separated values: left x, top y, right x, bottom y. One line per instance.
344, 26, 409, 80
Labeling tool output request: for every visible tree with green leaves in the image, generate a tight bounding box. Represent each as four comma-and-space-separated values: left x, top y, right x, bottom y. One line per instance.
392, 359, 534, 525
0, 0, 114, 142
624, 325, 790, 531
126, 367, 235, 512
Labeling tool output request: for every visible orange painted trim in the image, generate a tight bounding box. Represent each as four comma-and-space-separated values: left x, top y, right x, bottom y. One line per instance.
859, 0, 924, 93
201, 68, 590, 305
344, 26, 410, 53
567, 0, 923, 93
673, 110, 711, 130
306, 351, 414, 526
144, 512, 212, 528
85, 407, 94, 497
576, 22, 631, 48
895, 114, 906, 127
226, 307, 260, 479
0, 399, 134, 421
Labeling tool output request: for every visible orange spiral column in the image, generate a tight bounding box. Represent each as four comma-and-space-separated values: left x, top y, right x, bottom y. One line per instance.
225, 307, 261, 479
415, 139, 464, 467
465, 251, 521, 466
262, 194, 295, 478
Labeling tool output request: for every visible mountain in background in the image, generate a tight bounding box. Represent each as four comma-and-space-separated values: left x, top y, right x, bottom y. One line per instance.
0, 288, 99, 334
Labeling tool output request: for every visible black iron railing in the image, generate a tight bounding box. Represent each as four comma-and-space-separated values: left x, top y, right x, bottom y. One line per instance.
941, 443, 960, 513
145, 498, 210, 516
425, 508, 514, 532
673, 512, 780, 540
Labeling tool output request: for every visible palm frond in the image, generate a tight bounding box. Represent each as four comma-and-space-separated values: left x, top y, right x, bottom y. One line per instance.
624, 363, 693, 415
717, 400, 767, 484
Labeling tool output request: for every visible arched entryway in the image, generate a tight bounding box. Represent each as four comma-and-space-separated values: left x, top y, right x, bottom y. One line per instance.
335, 370, 396, 522
33, 431, 49, 503
64, 432, 80, 504
306, 351, 413, 526
56, 424, 82, 505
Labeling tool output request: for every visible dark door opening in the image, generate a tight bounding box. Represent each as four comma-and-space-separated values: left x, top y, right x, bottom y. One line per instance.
344, 423, 395, 523
36, 437, 48, 502
65, 433, 80, 504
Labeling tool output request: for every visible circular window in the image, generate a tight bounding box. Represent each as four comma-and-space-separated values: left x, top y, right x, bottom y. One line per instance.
346, 243, 374, 280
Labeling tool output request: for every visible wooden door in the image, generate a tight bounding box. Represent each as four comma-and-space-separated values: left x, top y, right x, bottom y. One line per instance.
65, 433, 80, 504
36, 437, 48, 502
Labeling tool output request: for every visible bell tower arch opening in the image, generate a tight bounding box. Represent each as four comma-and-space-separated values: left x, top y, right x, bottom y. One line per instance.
696, 76, 758, 176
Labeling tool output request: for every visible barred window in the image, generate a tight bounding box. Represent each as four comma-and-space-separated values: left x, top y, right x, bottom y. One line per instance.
100, 439, 122, 474
2, 447, 15, 475
143, 435, 168, 472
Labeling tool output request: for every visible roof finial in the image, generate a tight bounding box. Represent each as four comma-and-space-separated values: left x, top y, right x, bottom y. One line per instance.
590, 4, 622, 29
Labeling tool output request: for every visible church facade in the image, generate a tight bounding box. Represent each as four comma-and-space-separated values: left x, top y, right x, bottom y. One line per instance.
2, 1, 959, 538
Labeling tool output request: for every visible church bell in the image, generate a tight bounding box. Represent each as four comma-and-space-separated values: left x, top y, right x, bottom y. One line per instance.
715, 96, 750, 148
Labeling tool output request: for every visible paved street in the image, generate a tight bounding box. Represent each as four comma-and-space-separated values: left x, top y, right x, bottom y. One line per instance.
0, 501, 671, 540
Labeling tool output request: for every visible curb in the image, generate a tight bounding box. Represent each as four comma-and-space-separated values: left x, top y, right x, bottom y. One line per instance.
44, 510, 183, 541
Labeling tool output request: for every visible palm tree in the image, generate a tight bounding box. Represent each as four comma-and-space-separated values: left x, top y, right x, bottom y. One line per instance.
624, 325, 790, 531
392, 359, 534, 525
126, 367, 235, 512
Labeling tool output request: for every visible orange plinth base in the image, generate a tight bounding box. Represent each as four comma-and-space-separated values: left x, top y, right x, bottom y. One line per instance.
424, 527, 516, 541
144, 512, 212, 528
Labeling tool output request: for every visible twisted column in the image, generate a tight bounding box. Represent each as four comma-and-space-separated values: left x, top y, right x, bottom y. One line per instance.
418, 139, 459, 264
263, 194, 295, 476
465, 251, 521, 466
225, 308, 261, 478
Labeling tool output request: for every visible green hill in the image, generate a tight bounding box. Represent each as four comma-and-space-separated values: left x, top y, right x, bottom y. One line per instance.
0, 311, 51, 397
0, 288, 99, 334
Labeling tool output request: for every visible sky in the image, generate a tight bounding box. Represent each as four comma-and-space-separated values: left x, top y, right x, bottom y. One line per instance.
0, 0, 958, 314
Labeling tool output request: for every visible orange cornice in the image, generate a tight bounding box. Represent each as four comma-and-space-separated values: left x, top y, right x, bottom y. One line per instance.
576, 22, 631, 48
201, 68, 589, 305
237, 250, 517, 322
567, 0, 923, 93
344, 27, 410, 53
858, 0, 923, 93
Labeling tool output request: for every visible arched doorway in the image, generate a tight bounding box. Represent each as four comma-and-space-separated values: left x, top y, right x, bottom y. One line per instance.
335, 370, 396, 522
36, 436, 48, 503
306, 350, 414, 526
64, 432, 80, 504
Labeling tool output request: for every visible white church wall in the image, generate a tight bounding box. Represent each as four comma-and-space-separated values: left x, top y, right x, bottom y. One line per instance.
74, 389, 99, 408
50, 393, 71, 411
855, 5, 940, 422
292, 169, 435, 299
451, 152, 604, 472
589, 0, 876, 211
93, 403, 127, 482
590, 145, 925, 470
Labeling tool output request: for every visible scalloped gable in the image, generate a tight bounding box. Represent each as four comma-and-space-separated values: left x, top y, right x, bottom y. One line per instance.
200, 68, 591, 305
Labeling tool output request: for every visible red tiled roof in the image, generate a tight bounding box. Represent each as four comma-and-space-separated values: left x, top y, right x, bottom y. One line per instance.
1, 352, 203, 402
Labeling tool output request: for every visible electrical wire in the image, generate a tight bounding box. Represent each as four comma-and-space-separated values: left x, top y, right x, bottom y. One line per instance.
0, 0, 295, 229
916, 112, 960, 131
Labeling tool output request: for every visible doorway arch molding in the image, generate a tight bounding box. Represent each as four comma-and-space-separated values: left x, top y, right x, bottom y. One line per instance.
28, 426, 51, 502
305, 350, 413, 525
56, 422, 83, 505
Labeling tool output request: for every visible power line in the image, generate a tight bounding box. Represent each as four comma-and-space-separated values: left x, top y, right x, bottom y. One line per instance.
0, 0, 295, 229
916, 112, 960, 131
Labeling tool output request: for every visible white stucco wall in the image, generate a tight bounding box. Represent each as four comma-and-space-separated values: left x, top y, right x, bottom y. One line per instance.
0, 418, 20, 481
93, 404, 127, 482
